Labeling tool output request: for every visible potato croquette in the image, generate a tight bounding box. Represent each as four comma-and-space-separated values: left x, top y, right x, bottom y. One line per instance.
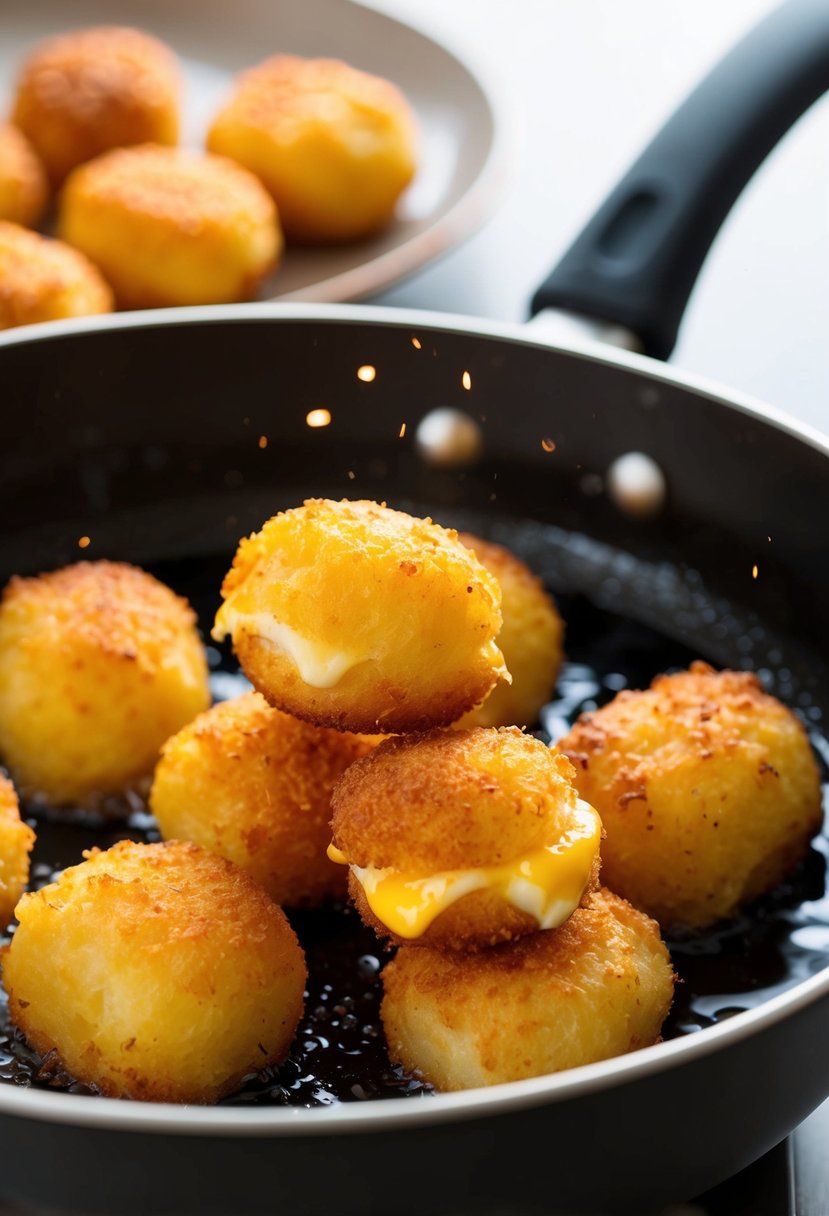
0, 125, 48, 227
0, 221, 113, 329
213, 500, 507, 735
59, 145, 281, 308
455, 534, 564, 728
0, 774, 34, 929
207, 55, 418, 243
2, 840, 306, 1103
151, 691, 378, 907
559, 662, 823, 930
0, 561, 210, 806
12, 26, 179, 188
329, 727, 602, 950
381, 887, 674, 1091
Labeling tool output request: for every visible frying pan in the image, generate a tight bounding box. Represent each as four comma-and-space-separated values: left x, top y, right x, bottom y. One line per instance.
1, 1, 829, 1213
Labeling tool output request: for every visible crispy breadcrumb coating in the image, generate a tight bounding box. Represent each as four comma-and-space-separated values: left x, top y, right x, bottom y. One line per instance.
213, 500, 507, 734
0, 221, 112, 329
0, 124, 48, 227
559, 662, 823, 929
151, 691, 378, 907
0, 561, 210, 806
59, 144, 280, 307
2, 840, 306, 1103
455, 534, 564, 728
0, 774, 34, 929
381, 887, 674, 1091
12, 26, 180, 187
208, 55, 417, 242
331, 727, 601, 950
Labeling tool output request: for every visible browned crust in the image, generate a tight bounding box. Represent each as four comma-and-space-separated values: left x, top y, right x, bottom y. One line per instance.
331, 727, 579, 871
0, 221, 113, 329
0, 560, 198, 672
0, 124, 48, 227
12, 26, 180, 186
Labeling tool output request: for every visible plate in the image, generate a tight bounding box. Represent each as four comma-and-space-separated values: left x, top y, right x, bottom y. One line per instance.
0, 0, 508, 302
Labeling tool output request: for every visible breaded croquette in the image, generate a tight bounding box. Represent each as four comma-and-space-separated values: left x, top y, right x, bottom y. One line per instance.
0, 221, 113, 329
207, 55, 418, 243
0, 774, 34, 929
213, 500, 508, 735
381, 887, 674, 1091
455, 534, 564, 728
59, 145, 281, 308
329, 727, 602, 950
151, 691, 378, 907
0, 125, 48, 228
0, 561, 210, 806
2, 840, 306, 1103
559, 662, 823, 930
12, 26, 179, 187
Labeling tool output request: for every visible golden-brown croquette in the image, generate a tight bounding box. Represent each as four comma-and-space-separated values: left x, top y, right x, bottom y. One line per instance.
12, 26, 180, 187
213, 500, 508, 735
0, 125, 48, 227
0, 221, 113, 329
381, 887, 674, 1091
330, 727, 602, 950
207, 55, 418, 243
2, 840, 306, 1103
559, 661, 823, 930
0, 561, 210, 806
455, 534, 564, 728
0, 774, 34, 929
59, 144, 281, 308
151, 691, 378, 907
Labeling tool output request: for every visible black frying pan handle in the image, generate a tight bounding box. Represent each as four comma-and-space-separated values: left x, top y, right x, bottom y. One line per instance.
530, 0, 829, 360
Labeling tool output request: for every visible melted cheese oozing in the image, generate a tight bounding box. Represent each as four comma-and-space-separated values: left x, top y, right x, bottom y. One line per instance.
212, 605, 366, 689
327, 799, 601, 939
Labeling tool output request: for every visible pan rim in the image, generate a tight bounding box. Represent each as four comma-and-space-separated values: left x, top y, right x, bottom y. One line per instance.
0, 302, 827, 1135
0, 301, 827, 462
0, 965, 827, 1134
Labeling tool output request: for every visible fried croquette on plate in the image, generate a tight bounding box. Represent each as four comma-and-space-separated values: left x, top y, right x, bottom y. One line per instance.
207, 55, 418, 243
559, 661, 823, 930
151, 691, 378, 908
381, 887, 674, 1091
213, 500, 508, 735
12, 26, 179, 188
0, 221, 113, 329
0, 774, 34, 929
0, 125, 48, 227
1, 840, 306, 1103
59, 144, 281, 308
0, 561, 210, 806
455, 534, 564, 728
329, 726, 602, 950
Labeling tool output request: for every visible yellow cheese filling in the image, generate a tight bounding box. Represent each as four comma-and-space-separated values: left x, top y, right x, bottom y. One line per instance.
212, 604, 367, 689
328, 799, 601, 939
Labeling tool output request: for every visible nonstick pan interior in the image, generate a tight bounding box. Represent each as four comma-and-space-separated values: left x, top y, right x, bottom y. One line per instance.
0, 308, 828, 1215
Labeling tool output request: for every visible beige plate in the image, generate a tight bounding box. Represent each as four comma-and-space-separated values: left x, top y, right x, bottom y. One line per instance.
0, 0, 509, 303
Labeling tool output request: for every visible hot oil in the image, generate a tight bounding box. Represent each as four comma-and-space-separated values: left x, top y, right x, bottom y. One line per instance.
1, 546, 827, 1106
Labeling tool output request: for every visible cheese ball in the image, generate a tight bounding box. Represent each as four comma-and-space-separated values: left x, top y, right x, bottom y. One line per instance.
381, 887, 674, 1091
330, 726, 602, 950
0, 561, 211, 807
150, 691, 378, 908
207, 55, 418, 243
0, 774, 34, 929
0, 125, 48, 227
2, 840, 306, 1103
455, 534, 564, 728
0, 221, 113, 329
559, 662, 823, 930
59, 144, 281, 308
213, 500, 507, 734
11, 26, 179, 188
